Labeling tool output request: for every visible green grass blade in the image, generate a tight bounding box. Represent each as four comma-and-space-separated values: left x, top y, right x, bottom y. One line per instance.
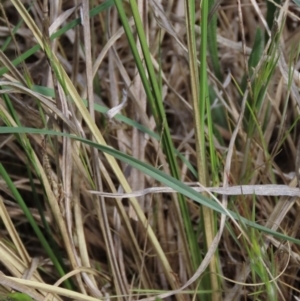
199, 0, 220, 299
207, 0, 222, 81
114, 0, 198, 279
1, 126, 299, 246
241, 27, 264, 93
266, 0, 280, 41
293, 0, 300, 6
0, 163, 70, 288
0, 0, 114, 77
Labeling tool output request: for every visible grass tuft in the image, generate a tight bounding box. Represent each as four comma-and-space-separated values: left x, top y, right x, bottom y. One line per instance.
1, 1, 300, 301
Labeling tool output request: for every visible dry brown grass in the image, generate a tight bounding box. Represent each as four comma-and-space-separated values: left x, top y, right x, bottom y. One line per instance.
1, 1, 300, 301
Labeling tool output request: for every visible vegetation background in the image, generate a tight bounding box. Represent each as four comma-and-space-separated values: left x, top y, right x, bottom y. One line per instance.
1, 0, 300, 301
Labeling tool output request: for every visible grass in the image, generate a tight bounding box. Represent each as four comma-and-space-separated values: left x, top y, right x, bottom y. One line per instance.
1, 0, 300, 301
